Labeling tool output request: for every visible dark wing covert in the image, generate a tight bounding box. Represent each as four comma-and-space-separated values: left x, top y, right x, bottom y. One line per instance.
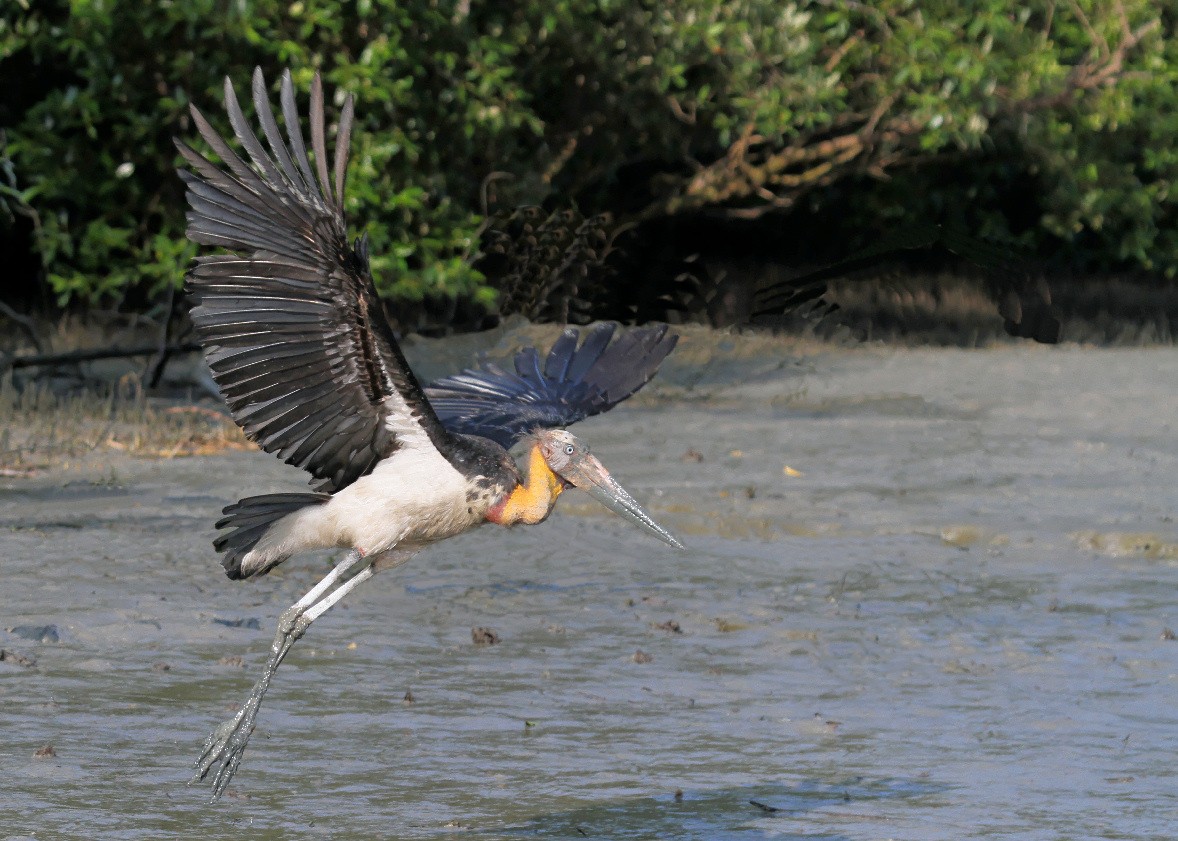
425, 323, 677, 450
176, 68, 450, 492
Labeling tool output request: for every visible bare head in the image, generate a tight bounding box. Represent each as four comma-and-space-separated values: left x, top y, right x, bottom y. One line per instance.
535, 429, 683, 549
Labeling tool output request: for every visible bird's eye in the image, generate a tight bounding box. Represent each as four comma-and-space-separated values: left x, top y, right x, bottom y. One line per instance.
565, 445, 574, 455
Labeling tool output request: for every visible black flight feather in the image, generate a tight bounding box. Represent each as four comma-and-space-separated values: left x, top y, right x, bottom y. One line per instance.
426, 323, 677, 450
177, 67, 453, 493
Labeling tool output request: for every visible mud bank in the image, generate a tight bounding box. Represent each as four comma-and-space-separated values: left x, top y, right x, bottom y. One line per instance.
2, 339, 1176, 839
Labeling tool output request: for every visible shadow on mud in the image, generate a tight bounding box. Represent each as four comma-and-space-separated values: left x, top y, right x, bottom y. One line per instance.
503, 776, 950, 840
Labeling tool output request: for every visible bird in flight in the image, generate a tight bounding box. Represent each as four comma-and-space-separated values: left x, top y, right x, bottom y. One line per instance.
175, 68, 682, 801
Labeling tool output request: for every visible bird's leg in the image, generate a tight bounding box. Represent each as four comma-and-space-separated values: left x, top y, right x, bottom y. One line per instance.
269, 548, 368, 668
192, 549, 373, 800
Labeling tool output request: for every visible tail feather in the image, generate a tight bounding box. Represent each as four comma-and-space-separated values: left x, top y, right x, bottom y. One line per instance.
214, 492, 329, 579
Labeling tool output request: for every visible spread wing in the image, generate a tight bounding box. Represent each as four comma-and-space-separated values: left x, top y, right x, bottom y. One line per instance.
176, 68, 451, 492
426, 323, 677, 449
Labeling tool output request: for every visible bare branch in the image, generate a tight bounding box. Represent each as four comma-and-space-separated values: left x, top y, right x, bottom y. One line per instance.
7, 342, 201, 372
0, 301, 43, 354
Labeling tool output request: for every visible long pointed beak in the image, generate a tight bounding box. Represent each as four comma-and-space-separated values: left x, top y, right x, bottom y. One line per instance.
558, 454, 684, 549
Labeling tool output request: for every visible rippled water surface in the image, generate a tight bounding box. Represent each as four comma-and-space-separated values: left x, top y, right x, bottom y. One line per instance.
3, 343, 1177, 839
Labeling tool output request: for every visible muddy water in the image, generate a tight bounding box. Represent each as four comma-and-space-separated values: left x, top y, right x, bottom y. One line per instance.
2, 343, 1177, 840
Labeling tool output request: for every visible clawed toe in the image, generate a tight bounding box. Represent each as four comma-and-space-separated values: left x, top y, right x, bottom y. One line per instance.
190, 707, 257, 799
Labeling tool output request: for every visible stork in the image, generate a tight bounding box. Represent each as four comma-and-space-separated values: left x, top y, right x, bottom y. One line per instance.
175, 68, 682, 801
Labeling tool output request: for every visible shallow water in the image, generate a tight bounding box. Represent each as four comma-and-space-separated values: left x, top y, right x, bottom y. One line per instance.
3, 343, 1177, 840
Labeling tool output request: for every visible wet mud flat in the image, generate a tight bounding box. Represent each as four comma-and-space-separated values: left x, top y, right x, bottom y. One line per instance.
2, 340, 1177, 840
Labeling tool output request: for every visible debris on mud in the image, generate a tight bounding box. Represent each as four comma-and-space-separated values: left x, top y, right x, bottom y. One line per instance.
213, 617, 262, 630
0, 649, 36, 667
472, 627, 500, 645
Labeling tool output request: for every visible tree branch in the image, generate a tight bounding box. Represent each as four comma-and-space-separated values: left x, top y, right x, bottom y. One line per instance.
635, 7, 1159, 222
7, 342, 201, 371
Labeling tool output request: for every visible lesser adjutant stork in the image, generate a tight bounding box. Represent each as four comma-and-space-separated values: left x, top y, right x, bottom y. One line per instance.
176, 68, 682, 800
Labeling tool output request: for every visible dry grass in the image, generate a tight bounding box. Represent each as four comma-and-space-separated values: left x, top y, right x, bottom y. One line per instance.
0, 373, 250, 476
3, 273, 1175, 476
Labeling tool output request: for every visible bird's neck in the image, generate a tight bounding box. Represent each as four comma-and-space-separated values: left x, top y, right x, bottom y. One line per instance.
486, 443, 564, 526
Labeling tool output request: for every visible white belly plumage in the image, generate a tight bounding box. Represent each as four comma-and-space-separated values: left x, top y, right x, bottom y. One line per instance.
245, 444, 481, 568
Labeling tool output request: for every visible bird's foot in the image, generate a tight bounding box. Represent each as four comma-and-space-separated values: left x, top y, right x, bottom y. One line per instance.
190, 555, 373, 802
191, 612, 314, 801
191, 684, 265, 800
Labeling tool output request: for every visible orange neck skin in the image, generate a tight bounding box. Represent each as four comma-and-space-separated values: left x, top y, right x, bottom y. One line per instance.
486, 443, 565, 526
